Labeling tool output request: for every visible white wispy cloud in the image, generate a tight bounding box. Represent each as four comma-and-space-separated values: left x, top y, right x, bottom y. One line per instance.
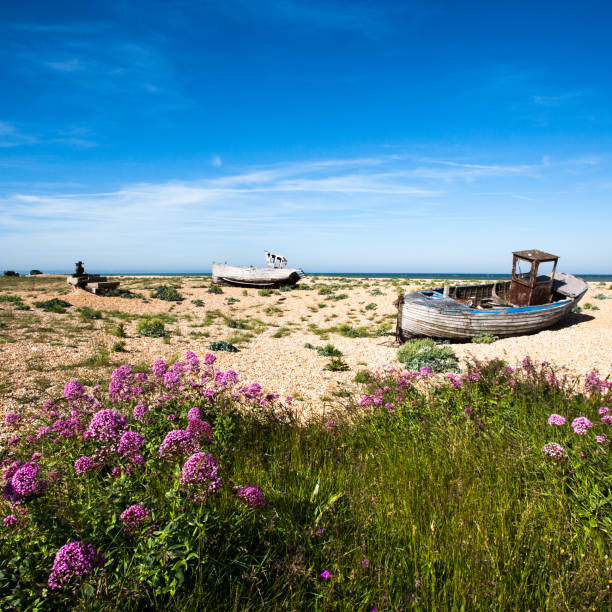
1, 152, 607, 272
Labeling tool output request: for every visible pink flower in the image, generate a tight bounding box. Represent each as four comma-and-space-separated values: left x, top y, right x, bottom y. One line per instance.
48, 542, 105, 590
599, 406, 609, 415
133, 404, 149, 421
319, 570, 330, 579
119, 504, 150, 535
547, 414, 566, 426
233, 485, 266, 509
571, 416, 593, 435
4, 413, 21, 425
74, 456, 94, 475
542, 442, 564, 460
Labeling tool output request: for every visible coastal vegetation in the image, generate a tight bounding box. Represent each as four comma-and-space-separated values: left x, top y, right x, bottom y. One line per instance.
1, 353, 610, 609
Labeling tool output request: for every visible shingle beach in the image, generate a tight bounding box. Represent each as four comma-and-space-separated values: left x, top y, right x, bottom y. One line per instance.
1, 274, 610, 430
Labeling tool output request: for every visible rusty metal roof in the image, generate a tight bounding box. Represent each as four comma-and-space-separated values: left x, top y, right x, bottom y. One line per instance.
513, 249, 559, 262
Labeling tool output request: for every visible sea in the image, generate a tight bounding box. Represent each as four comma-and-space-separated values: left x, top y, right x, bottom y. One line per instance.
17, 270, 612, 282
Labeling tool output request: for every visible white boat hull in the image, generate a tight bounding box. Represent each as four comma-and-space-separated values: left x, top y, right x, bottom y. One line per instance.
212, 263, 305, 288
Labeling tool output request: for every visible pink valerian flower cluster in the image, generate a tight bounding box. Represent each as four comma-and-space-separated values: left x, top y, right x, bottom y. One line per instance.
239, 382, 263, 400
63, 379, 98, 411
108, 365, 147, 402
186, 418, 214, 444
8, 461, 47, 500
158, 429, 200, 460
4, 413, 21, 425
548, 414, 566, 426
185, 350, 200, 374
118, 431, 146, 458
74, 456, 94, 475
3, 514, 18, 527
187, 407, 201, 420
48, 541, 105, 590
571, 416, 593, 435
86, 409, 127, 443
133, 404, 149, 422
599, 406, 610, 415
546, 372, 560, 389
584, 371, 612, 395
214, 369, 239, 389
233, 485, 266, 509
542, 442, 565, 460
595, 435, 608, 444
180, 452, 222, 501
119, 504, 151, 535
64, 380, 86, 401
152, 359, 168, 380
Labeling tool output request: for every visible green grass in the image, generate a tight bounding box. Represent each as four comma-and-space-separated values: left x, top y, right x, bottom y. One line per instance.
471, 332, 499, 344
323, 356, 350, 371
271, 327, 291, 338
78, 306, 103, 321
2, 358, 609, 609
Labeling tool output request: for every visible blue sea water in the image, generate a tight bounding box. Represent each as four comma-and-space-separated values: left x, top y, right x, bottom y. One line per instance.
17, 270, 612, 282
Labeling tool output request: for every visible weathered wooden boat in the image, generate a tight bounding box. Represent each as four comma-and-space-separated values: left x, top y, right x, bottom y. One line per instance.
397, 250, 588, 341
212, 254, 305, 288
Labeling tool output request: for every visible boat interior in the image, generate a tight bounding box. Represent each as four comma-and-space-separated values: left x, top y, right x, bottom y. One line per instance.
423, 278, 573, 310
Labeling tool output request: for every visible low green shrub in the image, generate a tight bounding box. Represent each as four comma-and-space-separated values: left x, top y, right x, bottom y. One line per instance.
593, 293, 609, 300
397, 338, 460, 373
571, 305, 582, 314
151, 285, 183, 301
583, 303, 599, 310
315, 344, 343, 357
258, 289, 273, 297
34, 298, 71, 313
225, 297, 240, 304
106, 322, 126, 338
365, 303, 377, 310
78, 306, 103, 321
353, 369, 374, 383
137, 318, 168, 338
317, 286, 333, 295
227, 319, 247, 329
338, 324, 369, 338
208, 340, 238, 352
111, 341, 126, 352
207, 285, 224, 294
323, 357, 350, 371
191, 299, 205, 307
471, 333, 498, 344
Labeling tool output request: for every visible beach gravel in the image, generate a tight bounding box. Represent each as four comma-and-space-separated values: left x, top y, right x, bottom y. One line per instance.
1, 274, 610, 441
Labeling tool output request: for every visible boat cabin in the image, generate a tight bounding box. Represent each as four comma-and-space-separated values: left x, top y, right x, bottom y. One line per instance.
509, 249, 558, 307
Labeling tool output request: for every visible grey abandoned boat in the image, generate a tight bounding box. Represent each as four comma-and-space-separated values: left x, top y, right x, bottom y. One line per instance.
397, 250, 587, 341
212, 251, 305, 288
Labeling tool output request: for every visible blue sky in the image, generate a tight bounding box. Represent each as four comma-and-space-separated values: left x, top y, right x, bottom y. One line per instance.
1, 0, 611, 273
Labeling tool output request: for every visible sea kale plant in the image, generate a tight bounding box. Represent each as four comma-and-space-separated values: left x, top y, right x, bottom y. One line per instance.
1, 352, 611, 610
